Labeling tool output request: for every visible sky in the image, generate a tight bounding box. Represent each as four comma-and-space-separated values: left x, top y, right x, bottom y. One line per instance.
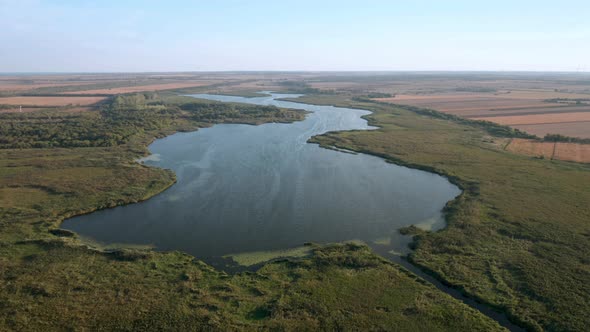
0, 0, 589, 72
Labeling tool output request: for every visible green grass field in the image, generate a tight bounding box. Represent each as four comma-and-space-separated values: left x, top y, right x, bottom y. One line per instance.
0, 93, 503, 330
303, 94, 590, 331
0, 240, 502, 330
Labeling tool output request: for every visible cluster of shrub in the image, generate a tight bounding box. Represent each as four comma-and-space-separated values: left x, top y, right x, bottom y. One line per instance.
0, 113, 128, 148
364, 92, 394, 98
351, 92, 394, 101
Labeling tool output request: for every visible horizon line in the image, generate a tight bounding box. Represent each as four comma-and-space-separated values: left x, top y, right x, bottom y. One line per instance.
1, 70, 589, 75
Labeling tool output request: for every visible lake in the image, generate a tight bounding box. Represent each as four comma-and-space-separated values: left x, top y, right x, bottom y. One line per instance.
62, 92, 460, 266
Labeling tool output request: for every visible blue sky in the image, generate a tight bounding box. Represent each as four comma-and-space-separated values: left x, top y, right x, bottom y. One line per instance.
1, 0, 589, 72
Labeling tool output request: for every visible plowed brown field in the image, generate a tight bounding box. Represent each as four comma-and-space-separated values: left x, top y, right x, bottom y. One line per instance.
0, 107, 93, 114
554, 142, 590, 163
506, 138, 590, 163
0, 82, 97, 92
376, 91, 590, 139
377, 94, 557, 113
506, 139, 556, 159
0, 96, 106, 106
513, 122, 590, 139
472, 112, 590, 125
63, 82, 211, 95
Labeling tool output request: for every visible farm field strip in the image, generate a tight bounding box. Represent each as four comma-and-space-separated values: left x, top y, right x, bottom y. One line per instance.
0, 96, 107, 106
553, 141, 590, 163
0, 82, 99, 92
61, 82, 216, 95
472, 112, 590, 125
0, 106, 93, 114
506, 138, 590, 163
506, 138, 556, 158
513, 122, 590, 139
377, 97, 559, 111
466, 107, 590, 118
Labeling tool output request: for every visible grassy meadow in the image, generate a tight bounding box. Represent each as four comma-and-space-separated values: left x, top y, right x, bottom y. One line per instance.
0, 92, 504, 330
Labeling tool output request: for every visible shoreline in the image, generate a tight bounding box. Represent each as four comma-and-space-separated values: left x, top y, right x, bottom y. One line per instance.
54, 92, 524, 330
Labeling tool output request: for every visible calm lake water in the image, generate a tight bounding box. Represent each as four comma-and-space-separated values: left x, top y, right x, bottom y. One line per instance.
63, 93, 460, 265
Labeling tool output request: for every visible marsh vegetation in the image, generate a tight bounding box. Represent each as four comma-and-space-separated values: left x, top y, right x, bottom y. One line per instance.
0, 89, 502, 331
2, 72, 590, 331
